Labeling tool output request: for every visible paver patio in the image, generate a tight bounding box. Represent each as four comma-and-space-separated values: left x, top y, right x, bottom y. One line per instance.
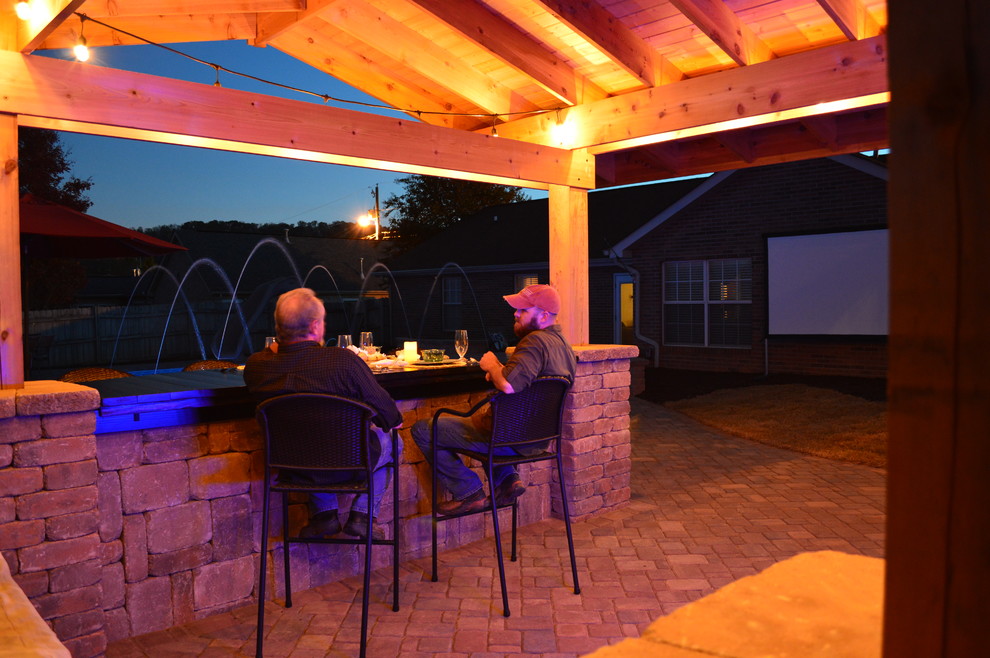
105, 397, 886, 657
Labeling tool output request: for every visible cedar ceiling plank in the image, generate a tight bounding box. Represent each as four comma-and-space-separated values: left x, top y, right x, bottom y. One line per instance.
314, 0, 538, 117
405, 0, 606, 106
269, 22, 484, 131
816, 0, 882, 41
535, 0, 657, 87
668, 0, 775, 66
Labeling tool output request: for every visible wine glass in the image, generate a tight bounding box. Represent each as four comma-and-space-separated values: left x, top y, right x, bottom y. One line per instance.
454, 330, 468, 360
359, 331, 374, 353
337, 334, 352, 349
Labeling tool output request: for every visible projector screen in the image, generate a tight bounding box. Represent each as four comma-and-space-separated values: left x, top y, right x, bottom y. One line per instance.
767, 229, 888, 335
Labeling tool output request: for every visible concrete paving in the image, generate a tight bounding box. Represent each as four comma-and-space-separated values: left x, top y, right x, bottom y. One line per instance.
105, 397, 887, 657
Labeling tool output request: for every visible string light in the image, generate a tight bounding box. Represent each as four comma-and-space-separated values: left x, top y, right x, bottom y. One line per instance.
70, 12, 566, 128
73, 15, 90, 62
15, 1, 32, 20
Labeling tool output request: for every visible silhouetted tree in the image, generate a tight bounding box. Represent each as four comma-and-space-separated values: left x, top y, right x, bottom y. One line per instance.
18, 127, 93, 310
382, 175, 529, 248
18, 127, 93, 211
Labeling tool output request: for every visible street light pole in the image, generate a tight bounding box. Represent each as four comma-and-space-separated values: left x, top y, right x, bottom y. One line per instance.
372, 184, 380, 240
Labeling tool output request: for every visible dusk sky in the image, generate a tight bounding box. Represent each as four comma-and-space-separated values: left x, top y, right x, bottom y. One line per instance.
41, 40, 543, 230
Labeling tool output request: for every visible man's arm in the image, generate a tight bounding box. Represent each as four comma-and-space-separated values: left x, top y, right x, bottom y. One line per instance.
479, 351, 514, 394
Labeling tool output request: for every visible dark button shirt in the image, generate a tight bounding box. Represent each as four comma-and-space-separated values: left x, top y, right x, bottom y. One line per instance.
502, 324, 577, 392
243, 341, 402, 430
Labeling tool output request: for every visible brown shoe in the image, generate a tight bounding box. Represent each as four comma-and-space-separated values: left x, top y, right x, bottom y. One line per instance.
437, 489, 487, 516
494, 474, 525, 506
299, 510, 341, 539
343, 511, 385, 541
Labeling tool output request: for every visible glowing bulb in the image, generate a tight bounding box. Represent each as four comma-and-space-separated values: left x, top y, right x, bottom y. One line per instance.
15, 2, 32, 20
73, 36, 90, 62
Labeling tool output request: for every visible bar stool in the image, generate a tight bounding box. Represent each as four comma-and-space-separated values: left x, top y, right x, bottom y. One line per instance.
254, 393, 400, 658
430, 376, 580, 617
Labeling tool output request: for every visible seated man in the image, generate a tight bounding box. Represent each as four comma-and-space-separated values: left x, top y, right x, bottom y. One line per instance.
412, 284, 576, 515
244, 288, 402, 540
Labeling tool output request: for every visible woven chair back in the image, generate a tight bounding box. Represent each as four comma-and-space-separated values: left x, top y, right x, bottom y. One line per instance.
255, 393, 374, 474
489, 376, 569, 451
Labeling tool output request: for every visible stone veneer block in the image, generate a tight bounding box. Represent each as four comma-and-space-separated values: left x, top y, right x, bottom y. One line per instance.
119, 462, 189, 514
0, 389, 15, 419
97, 472, 123, 542
145, 501, 211, 554
210, 495, 253, 561
41, 412, 97, 439
193, 555, 254, 610
14, 436, 97, 468
96, 432, 143, 471
0, 416, 42, 445
125, 576, 173, 636
188, 453, 252, 500
14, 381, 100, 417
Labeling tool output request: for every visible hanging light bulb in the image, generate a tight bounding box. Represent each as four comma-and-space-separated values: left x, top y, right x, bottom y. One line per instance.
15, 1, 32, 20
491, 115, 499, 137
73, 35, 90, 61
73, 16, 90, 62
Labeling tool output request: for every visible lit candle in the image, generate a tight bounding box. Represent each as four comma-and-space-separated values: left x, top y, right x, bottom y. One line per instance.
403, 341, 418, 362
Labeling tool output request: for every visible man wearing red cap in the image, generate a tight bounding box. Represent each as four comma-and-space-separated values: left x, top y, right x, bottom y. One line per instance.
412, 283, 576, 515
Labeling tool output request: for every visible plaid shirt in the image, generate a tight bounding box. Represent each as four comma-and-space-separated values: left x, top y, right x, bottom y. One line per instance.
243, 340, 402, 430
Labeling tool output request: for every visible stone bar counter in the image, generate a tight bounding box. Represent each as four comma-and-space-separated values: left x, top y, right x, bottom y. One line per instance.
0, 344, 636, 656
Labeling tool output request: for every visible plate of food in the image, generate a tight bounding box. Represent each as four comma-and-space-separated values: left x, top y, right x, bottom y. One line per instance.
412, 357, 457, 366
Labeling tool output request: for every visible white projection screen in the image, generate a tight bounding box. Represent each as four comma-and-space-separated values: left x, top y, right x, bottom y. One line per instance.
767, 229, 889, 335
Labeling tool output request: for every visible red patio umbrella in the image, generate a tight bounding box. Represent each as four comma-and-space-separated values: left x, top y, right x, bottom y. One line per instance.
19, 194, 186, 258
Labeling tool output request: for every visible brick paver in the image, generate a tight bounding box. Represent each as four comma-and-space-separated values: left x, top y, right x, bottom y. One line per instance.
106, 398, 886, 657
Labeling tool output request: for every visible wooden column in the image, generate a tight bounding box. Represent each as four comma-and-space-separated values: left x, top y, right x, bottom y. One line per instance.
0, 112, 24, 388
548, 184, 589, 345
885, 1, 990, 656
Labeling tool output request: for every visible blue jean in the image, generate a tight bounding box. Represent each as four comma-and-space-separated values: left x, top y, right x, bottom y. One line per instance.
309, 427, 401, 518
411, 417, 517, 501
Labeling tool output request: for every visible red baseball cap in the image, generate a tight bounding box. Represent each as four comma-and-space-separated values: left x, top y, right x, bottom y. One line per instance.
503, 284, 561, 314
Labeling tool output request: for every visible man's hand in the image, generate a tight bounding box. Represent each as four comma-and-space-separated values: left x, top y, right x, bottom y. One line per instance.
479, 351, 514, 393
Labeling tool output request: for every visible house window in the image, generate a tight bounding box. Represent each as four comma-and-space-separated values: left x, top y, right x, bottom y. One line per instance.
663, 258, 752, 347
442, 276, 462, 331
514, 273, 539, 291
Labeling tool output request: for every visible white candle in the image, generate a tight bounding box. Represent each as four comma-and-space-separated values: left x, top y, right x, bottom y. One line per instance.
403, 341, 418, 362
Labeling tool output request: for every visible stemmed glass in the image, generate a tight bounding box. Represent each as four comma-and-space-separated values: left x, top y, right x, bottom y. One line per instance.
359, 331, 374, 353
454, 330, 468, 361
337, 334, 352, 349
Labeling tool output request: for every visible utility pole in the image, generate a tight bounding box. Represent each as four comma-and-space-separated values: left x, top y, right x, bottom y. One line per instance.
372, 184, 380, 240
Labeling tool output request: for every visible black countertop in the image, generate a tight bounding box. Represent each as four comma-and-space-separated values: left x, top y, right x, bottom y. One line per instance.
84, 364, 490, 434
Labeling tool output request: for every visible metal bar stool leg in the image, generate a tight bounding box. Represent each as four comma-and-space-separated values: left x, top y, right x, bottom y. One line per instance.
256, 481, 271, 657
487, 463, 511, 617
282, 493, 293, 608
391, 434, 400, 611
556, 451, 581, 595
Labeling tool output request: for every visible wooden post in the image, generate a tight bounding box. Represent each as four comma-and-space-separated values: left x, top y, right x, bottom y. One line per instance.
548, 184, 589, 344
885, 1, 990, 655
0, 112, 24, 388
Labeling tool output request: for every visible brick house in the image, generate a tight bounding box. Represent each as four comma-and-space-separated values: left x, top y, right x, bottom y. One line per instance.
385, 154, 888, 378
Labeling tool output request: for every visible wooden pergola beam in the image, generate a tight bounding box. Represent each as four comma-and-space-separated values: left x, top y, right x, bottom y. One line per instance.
496, 35, 888, 152
0, 50, 593, 190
